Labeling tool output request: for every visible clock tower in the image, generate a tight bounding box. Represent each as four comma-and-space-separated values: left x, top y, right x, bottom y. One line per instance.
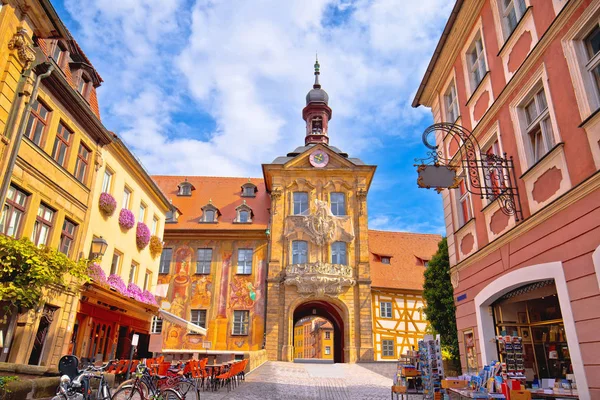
303, 58, 332, 146
262, 61, 376, 363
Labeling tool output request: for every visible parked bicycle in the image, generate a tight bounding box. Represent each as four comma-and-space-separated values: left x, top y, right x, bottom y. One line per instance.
52, 355, 114, 400
112, 362, 183, 400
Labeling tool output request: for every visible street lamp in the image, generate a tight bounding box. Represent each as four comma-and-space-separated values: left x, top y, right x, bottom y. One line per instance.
90, 236, 108, 260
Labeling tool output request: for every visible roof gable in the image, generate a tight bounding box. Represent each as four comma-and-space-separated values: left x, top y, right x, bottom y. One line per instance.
283, 144, 355, 170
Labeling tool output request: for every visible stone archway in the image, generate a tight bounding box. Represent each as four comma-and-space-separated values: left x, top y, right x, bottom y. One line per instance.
293, 300, 345, 363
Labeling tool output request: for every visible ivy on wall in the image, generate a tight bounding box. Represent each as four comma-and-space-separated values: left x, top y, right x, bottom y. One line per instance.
0, 236, 89, 310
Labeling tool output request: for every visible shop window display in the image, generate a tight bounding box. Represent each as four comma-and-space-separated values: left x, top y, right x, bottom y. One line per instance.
491, 281, 572, 383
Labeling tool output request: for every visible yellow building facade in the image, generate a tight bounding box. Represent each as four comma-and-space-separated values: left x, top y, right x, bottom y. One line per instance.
312, 319, 334, 360
73, 136, 171, 362
368, 230, 440, 361
0, 0, 114, 367
263, 61, 376, 364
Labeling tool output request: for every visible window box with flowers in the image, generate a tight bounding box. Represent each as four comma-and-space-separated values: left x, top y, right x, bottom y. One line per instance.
136, 222, 151, 249
99, 192, 117, 216
149, 235, 163, 258
118, 208, 135, 230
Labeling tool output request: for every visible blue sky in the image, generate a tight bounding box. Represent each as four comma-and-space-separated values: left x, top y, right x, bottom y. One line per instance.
53, 0, 454, 234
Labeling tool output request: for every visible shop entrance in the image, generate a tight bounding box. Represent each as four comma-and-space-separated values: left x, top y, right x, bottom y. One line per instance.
293, 300, 344, 363
491, 280, 571, 381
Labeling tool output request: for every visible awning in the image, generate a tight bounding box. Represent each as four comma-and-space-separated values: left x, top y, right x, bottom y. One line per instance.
158, 309, 207, 335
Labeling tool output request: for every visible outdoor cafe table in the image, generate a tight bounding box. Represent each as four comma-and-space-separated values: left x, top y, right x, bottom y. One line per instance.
206, 363, 231, 390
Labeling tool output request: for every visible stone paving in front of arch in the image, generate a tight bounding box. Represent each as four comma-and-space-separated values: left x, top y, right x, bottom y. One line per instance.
199, 361, 424, 400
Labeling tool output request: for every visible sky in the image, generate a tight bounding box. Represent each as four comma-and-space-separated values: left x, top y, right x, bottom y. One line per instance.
52, 0, 454, 235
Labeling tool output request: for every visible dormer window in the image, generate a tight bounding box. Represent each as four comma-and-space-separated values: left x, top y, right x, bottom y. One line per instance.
381, 257, 391, 264
235, 201, 253, 223
311, 116, 323, 134
78, 74, 91, 98
375, 254, 392, 264
200, 201, 219, 223
51, 40, 67, 68
165, 204, 181, 223
177, 180, 195, 196
241, 182, 257, 198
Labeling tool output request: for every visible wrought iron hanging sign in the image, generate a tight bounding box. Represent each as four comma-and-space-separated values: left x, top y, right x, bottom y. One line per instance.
415, 123, 523, 221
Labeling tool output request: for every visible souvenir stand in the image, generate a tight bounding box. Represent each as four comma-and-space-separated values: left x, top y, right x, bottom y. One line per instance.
392, 350, 423, 399
419, 334, 445, 400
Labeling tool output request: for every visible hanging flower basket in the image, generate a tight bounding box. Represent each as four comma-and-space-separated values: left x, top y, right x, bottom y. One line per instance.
141, 290, 158, 305
87, 262, 108, 285
127, 282, 143, 302
119, 209, 135, 230
107, 274, 127, 294
136, 223, 151, 249
98, 192, 117, 216
149, 235, 163, 258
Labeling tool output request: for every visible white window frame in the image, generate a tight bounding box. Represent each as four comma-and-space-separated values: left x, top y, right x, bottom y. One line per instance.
196, 248, 212, 274
159, 248, 172, 274
444, 80, 459, 123
232, 310, 249, 335
292, 240, 308, 264
101, 168, 113, 193
454, 175, 473, 228
380, 301, 393, 319
151, 316, 163, 334
481, 130, 506, 205
152, 216, 158, 235
325, 346, 331, 355
467, 33, 488, 93
139, 203, 146, 223
237, 248, 253, 274
293, 192, 309, 215
331, 241, 347, 265
122, 187, 131, 210
330, 192, 346, 216
382, 339, 395, 357
563, 4, 600, 120
509, 65, 562, 173
191, 309, 207, 330
499, 0, 527, 40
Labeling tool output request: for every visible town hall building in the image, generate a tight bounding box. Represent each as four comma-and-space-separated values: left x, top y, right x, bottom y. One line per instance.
151, 60, 440, 365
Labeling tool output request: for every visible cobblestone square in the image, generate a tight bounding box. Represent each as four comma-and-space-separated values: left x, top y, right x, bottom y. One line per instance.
200, 361, 422, 400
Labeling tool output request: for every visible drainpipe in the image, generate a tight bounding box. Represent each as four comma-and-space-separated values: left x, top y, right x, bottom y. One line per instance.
0, 63, 54, 212
262, 211, 272, 349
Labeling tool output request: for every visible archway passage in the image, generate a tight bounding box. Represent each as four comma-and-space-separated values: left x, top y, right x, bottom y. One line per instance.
293, 300, 344, 363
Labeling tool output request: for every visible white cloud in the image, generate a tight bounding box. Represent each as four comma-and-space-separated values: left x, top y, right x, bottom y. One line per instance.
61, 0, 452, 231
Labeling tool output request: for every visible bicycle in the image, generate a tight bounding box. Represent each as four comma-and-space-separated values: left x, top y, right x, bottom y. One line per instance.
116, 360, 199, 400
52, 358, 114, 400
112, 362, 183, 400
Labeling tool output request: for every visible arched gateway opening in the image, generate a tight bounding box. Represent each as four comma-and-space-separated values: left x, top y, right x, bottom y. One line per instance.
293, 300, 345, 363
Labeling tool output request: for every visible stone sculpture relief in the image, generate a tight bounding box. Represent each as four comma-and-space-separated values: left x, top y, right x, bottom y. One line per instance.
284, 199, 354, 245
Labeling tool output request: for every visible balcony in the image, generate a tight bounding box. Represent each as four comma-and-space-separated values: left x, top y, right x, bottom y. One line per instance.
284, 262, 355, 297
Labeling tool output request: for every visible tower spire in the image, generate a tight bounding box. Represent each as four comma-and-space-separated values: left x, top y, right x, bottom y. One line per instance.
314, 54, 321, 89
303, 58, 332, 146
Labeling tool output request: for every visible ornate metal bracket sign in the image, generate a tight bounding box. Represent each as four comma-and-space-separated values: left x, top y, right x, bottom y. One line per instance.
415, 123, 523, 221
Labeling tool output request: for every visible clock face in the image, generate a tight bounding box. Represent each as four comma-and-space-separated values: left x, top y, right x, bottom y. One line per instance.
309, 150, 329, 168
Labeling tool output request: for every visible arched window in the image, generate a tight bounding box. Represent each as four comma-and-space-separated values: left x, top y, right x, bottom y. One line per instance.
241, 182, 258, 197
311, 116, 323, 134
178, 180, 195, 196
331, 242, 347, 265
200, 202, 219, 223
235, 201, 253, 223
292, 241, 308, 264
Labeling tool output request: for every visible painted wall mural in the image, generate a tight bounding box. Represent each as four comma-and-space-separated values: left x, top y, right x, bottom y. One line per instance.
156, 240, 267, 352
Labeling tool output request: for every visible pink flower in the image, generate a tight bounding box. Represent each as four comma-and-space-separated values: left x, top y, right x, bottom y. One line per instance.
119, 209, 135, 230
88, 262, 107, 284
127, 282, 143, 302
107, 274, 127, 295
98, 192, 117, 216
141, 290, 158, 305
136, 223, 151, 249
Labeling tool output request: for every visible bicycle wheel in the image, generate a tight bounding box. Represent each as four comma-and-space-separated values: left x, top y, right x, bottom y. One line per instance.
161, 388, 183, 400
111, 386, 143, 400
172, 380, 199, 400
115, 380, 150, 398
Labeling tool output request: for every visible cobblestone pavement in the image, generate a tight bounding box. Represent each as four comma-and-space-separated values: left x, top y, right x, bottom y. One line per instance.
199, 361, 423, 400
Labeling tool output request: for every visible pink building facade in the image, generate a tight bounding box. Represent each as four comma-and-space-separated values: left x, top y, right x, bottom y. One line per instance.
413, 1, 600, 398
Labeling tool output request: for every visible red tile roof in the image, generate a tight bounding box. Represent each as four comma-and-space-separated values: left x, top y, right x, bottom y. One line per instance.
368, 230, 442, 291
152, 176, 270, 231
